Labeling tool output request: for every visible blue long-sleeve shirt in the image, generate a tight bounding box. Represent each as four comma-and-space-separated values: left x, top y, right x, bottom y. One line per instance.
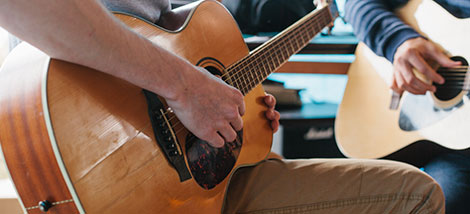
344, 0, 470, 62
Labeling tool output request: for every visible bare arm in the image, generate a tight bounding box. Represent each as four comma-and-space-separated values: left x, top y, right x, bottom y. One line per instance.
0, 0, 245, 147
0, 0, 194, 100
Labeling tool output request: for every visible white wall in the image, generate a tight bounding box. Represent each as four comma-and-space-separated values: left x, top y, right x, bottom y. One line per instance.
0, 27, 9, 179
0, 27, 10, 66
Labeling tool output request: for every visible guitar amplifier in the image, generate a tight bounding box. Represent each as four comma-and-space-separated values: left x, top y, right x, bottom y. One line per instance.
279, 103, 346, 159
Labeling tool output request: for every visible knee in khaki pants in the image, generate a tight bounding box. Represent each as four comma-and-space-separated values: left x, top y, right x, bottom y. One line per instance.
223, 159, 444, 214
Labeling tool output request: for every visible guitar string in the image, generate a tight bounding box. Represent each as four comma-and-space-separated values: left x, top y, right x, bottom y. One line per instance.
158, 1, 461, 135
167, 13, 326, 135
437, 71, 468, 73
437, 66, 469, 72
218, 14, 320, 94
167, 31, 306, 136
164, 18, 325, 137
167, 35, 470, 139
219, 7, 327, 96
435, 86, 470, 89
438, 75, 469, 79
162, 5, 468, 139
163, 4, 455, 127
221, 8, 327, 87
438, 78, 467, 80
168, 10, 330, 136
161, 9, 331, 137
413, 67, 470, 89
436, 65, 470, 89
162, 9, 324, 127
226, 20, 312, 93
166, 21, 313, 135
438, 68, 469, 71
439, 65, 469, 68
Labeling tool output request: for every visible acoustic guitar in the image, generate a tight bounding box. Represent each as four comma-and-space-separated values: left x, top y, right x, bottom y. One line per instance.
335, 0, 470, 162
0, 1, 337, 213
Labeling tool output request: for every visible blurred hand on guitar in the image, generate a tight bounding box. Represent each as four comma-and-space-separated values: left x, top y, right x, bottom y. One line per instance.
391, 37, 461, 95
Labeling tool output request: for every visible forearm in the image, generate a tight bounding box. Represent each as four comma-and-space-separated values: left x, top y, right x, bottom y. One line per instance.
0, 0, 190, 100
344, 0, 422, 62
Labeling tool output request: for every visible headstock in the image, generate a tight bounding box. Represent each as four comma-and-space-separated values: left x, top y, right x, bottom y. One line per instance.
314, 0, 339, 35
314, 0, 339, 19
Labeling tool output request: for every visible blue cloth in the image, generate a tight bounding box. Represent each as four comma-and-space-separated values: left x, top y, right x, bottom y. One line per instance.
344, 0, 470, 62
344, 1, 470, 213
424, 152, 470, 214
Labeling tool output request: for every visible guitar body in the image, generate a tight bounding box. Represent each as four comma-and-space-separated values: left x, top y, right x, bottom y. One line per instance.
336, 0, 470, 160
0, 1, 273, 213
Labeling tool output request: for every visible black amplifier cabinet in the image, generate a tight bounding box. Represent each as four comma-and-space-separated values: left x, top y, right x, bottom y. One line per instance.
279, 103, 346, 159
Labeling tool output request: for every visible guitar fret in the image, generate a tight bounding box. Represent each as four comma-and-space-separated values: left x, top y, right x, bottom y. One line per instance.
236, 69, 244, 91
237, 68, 245, 88
248, 65, 257, 89
225, 6, 333, 94
231, 73, 239, 89
237, 72, 244, 91
228, 68, 238, 89
282, 48, 288, 61
248, 64, 256, 87
253, 63, 261, 87
244, 63, 254, 90
255, 64, 263, 84
293, 33, 301, 51
244, 69, 251, 92
273, 48, 280, 66
277, 47, 284, 62
261, 63, 268, 80
268, 54, 275, 71
298, 24, 307, 49
252, 60, 261, 83
288, 41, 295, 56
240, 70, 249, 95
261, 61, 269, 77
272, 52, 279, 69
276, 48, 283, 66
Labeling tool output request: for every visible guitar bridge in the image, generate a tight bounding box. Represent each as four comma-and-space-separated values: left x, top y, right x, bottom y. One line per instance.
143, 90, 192, 182
158, 107, 182, 156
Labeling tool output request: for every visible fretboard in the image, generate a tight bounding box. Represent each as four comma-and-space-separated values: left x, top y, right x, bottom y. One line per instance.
223, 5, 333, 95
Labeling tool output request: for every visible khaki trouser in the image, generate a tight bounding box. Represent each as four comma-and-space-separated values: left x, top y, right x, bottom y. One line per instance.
223, 158, 444, 214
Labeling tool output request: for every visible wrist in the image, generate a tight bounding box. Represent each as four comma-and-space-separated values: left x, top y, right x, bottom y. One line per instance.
155, 59, 195, 104
386, 29, 423, 62
108, 35, 194, 103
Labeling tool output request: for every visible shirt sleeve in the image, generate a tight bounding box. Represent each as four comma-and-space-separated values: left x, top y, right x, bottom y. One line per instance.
344, 0, 424, 62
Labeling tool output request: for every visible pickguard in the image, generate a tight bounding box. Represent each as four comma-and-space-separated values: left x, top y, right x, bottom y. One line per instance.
185, 131, 243, 190
398, 93, 467, 131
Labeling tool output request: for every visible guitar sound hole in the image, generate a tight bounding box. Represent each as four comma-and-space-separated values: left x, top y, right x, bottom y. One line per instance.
399, 57, 468, 131
434, 56, 468, 101
185, 130, 243, 190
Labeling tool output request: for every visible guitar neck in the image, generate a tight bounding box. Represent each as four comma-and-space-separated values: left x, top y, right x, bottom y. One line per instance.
223, 5, 334, 95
